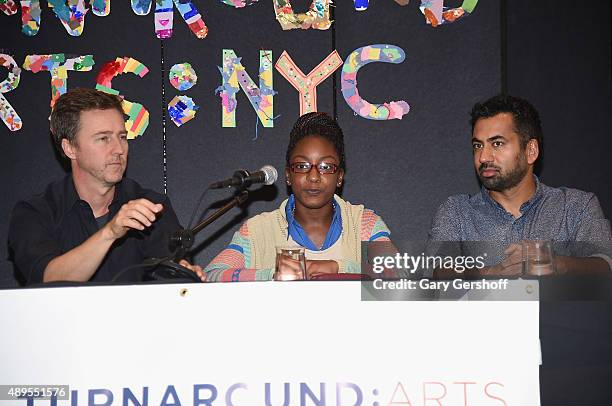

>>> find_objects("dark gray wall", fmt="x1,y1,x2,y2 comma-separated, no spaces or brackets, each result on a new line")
507,0,611,217
1,0,501,286
0,2,611,404
506,2,612,406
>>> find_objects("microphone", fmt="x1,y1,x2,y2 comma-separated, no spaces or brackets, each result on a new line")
210,165,278,189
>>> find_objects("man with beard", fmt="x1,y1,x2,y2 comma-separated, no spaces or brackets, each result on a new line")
8,88,202,284
428,94,611,275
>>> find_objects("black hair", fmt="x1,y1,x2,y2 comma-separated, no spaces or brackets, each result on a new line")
285,112,345,169
470,94,543,149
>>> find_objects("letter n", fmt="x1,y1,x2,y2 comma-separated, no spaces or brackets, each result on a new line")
216,49,275,128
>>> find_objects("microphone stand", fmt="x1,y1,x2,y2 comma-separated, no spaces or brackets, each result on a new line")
146,190,250,282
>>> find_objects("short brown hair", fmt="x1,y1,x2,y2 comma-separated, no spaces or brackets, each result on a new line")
50,88,123,158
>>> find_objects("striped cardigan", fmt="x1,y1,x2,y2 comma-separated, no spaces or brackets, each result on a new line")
204,195,391,281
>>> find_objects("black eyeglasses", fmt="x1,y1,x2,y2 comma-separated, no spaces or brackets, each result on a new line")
289,162,339,174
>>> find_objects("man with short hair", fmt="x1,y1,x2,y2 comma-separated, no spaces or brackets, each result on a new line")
428,94,611,275
8,88,201,284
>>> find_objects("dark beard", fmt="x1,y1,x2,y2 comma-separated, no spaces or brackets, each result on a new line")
478,154,528,192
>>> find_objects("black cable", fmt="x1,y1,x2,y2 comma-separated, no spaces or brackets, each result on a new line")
187,186,211,229
110,258,165,283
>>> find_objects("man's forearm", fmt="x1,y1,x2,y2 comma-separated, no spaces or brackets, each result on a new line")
554,256,611,275
43,227,117,282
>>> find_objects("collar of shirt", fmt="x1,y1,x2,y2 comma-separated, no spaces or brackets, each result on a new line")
62,174,123,216
284,194,343,251
479,175,544,219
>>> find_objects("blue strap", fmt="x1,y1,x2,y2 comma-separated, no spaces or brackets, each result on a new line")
369,231,390,241
285,194,343,251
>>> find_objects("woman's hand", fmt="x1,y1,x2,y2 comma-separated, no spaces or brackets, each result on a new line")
274,255,306,281
306,260,339,279
179,259,207,282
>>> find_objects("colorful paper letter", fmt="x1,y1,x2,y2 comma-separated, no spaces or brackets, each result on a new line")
419,0,478,26
275,50,343,116
219,0,259,7
20,0,42,35
91,0,109,16
273,0,331,30
216,49,275,128
168,95,198,127
131,0,150,15
353,0,368,11
132,0,207,39
23,54,95,109
47,0,90,36
0,54,22,132
0,0,18,14
341,44,410,120
169,62,198,91
95,57,150,139
15,0,110,36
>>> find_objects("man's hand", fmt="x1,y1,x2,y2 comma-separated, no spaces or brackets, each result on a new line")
306,260,339,279
485,243,524,277
103,199,163,240
274,255,306,281
43,198,164,283
178,259,206,282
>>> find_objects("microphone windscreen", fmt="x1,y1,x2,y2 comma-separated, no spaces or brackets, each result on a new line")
260,165,278,185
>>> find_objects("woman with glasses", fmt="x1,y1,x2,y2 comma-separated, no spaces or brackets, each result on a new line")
202,112,392,281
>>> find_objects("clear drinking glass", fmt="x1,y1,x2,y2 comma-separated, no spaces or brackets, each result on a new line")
275,247,307,281
522,240,555,276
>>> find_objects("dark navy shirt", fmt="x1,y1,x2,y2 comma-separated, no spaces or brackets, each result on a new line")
8,175,181,285
428,177,611,265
